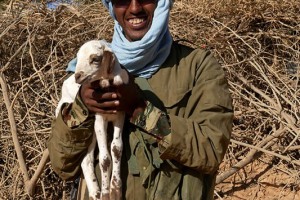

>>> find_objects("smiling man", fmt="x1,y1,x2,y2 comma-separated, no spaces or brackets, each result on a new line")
112,0,157,41
48,0,234,199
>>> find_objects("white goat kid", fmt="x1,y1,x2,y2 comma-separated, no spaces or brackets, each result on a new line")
55,40,129,200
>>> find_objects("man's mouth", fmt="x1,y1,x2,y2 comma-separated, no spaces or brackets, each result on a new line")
128,18,145,25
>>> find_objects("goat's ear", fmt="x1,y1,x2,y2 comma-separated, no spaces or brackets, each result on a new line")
110,53,116,71
102,50,115,74
75,71,87,84
89,54,102,67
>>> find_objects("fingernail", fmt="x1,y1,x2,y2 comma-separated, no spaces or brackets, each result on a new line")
112,93,117,98
114,101,119,105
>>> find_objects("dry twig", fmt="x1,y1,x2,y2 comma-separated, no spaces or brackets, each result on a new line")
0,0,299,199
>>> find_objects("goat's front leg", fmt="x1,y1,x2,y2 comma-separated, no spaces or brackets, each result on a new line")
110,112,125,200
81,133,101,200
94,114,111,200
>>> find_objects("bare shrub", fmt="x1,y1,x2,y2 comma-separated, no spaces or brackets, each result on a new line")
0,0,299,199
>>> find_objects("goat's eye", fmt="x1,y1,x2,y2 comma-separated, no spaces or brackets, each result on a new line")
92,57,101,63
89,55,102,65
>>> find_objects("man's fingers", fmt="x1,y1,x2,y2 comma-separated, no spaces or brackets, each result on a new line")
88,105,118,114
80,82,119,114
85,98,119,112
92,91,118,100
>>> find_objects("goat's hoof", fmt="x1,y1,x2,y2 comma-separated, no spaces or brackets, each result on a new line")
89,191,101,200
110,188,122,200
101,192,110,200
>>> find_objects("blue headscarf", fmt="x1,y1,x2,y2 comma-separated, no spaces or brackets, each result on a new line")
67,0,173,78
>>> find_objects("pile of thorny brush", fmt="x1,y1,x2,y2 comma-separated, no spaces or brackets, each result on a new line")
0,0,299,199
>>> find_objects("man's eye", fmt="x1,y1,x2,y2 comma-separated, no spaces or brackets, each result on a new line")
112,0,131,6
140,0,156,4
112,0,156,6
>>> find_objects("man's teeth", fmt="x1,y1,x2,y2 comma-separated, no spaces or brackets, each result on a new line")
129,18,144,24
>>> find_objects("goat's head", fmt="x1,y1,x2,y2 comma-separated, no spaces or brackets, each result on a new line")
74,40,118,88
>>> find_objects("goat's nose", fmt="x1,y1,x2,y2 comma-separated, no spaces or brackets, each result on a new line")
109,79,114,85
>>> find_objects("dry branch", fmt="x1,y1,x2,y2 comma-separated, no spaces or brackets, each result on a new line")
0,0,299,199
0,72,30,184
0,72,50,196
25,149,49,196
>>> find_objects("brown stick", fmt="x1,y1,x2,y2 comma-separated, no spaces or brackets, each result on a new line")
231,139,300,166
0,72,30,182
25,149,50,196
216,127,286,184
0,72,50,196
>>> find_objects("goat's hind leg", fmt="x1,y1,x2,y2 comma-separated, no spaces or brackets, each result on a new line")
110,113,125,200
95,114,112,200
81,133,101,200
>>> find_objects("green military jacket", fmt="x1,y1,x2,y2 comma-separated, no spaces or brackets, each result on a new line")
47,41,233,200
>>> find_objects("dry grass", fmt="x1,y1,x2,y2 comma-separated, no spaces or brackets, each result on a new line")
0,0,299,199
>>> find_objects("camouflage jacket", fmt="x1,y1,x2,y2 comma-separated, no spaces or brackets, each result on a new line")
47,41,233,200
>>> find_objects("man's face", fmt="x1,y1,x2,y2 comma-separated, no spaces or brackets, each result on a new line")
112,0,157,41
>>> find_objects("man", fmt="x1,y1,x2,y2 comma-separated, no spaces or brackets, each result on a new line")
47,0,233,199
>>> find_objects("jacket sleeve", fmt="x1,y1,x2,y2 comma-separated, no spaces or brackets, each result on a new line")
47,93,94,180
132,50,233,174
160,51,233,174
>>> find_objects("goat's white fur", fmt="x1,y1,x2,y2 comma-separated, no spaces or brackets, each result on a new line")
55,40,128,200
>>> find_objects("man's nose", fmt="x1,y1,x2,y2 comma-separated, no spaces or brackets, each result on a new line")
128,0,143,13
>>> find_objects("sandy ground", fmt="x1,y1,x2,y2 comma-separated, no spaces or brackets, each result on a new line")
215,157,300,200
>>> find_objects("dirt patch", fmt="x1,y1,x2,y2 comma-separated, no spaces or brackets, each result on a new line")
216,156,300,199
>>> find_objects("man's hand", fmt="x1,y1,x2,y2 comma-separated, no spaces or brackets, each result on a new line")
79,76,146,116
115,75,146,116
79,80,119,115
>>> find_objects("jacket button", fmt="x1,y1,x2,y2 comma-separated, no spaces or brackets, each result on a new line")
143,166,147,170
140,119,146,127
